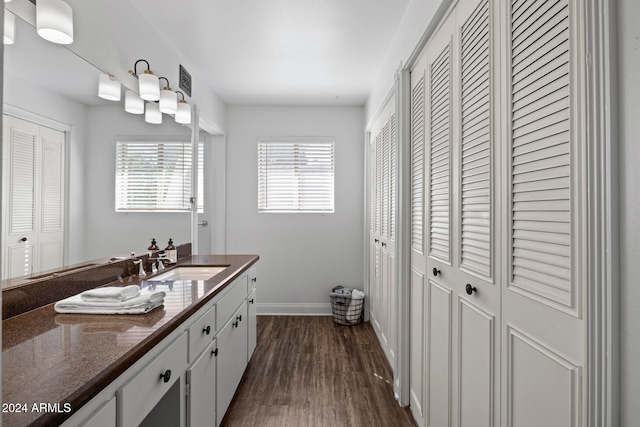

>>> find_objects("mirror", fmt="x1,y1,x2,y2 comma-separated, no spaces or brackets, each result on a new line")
2,13,194,286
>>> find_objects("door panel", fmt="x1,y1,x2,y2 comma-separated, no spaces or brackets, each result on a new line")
507,327,580,427
458,299,495,427
410,268,425,421
427,280,452,427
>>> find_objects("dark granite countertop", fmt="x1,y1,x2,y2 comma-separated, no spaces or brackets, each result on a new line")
2,254,259,427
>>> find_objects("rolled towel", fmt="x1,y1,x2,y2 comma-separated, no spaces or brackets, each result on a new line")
81,285,141,302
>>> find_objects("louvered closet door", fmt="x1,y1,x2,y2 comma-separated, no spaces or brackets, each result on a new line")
2,115,65,280
501,0,585,425
3,116,38,279
448,0,500,426
408,48,427,426
416,0,501,425
422,11,458,427
368,101,398,368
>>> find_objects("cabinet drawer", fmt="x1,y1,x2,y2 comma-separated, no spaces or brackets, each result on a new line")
188,304,216,363
216,276,247,327
118,333,188,427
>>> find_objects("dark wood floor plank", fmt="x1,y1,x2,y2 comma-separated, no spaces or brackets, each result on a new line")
220,316,417,427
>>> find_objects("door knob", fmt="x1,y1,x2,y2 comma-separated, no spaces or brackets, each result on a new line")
433,268,440,277
203,325,211,335
465,284,477,295
20,237,28,242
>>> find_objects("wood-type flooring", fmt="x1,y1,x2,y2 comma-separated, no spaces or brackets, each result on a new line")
220,316,417,427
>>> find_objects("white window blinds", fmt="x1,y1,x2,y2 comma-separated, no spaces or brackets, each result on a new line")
258,140,335,213
115,140,203,212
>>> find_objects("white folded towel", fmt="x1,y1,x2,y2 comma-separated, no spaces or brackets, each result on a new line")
81,285,141,302
54,290,166,315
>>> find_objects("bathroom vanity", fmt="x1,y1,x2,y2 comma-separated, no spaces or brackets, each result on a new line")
1,251,259,427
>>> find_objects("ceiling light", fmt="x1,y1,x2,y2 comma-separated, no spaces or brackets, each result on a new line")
175,91,191,124
36,0,74,45
145,102,162,124
124,90,144,114
4,11,15,45
98,73,121,101
129,59,160,101
158,77,177,114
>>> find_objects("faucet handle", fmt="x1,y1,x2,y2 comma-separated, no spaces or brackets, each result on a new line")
133,259,146,277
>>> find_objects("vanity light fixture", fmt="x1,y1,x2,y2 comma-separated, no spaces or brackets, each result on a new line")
158,77,177,115
145,102,162,124
175,91,191,125
124,90,144,114
129,59,160,101
4,11,15,45
36,0,74,45
98,73,121,101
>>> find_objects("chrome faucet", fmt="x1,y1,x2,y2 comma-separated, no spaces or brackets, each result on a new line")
132,259,146,277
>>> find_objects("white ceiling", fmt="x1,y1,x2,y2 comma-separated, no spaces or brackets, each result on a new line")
128,0,411,106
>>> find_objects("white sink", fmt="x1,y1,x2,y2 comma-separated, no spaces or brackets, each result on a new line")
149,266,228,281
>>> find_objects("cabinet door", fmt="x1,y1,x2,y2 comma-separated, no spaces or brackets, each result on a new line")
248,289,257,360
187,340,217,427
216,301,248,426
118,333,188,427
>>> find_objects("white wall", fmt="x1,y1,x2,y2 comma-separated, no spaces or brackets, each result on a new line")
226,106,364,314
365,0,450,125
618,0,640,425
82,105,193,260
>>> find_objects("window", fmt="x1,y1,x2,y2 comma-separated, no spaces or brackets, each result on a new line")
258,139,335,213
115,140,204,212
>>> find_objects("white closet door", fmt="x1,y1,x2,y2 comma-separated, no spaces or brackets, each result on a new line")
449,0,500,426
3,117,38,279
423,11,456,427
409,51,427,425
2,115,65,280
39,125,66,272
501,0,585,425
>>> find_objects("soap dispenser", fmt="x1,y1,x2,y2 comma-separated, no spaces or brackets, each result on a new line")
165,238,177,263
148,238,159,256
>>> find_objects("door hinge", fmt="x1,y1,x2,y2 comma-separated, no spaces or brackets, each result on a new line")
185,383,190,397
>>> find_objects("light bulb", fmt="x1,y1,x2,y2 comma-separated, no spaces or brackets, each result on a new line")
98,74,121,101
36,0,74,45
139,70,160,101
125,90,144,114
175,100,191,124
159,88,178,114
145,102,162,124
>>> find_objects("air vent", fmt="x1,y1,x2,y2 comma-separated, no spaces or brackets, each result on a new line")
179,65,192,97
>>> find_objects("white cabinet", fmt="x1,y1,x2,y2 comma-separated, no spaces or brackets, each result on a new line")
187,339,218,427
118,332,188,427
216,301,248,426
60,262,258,427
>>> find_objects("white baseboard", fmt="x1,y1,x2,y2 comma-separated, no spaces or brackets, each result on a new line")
257,303,332,316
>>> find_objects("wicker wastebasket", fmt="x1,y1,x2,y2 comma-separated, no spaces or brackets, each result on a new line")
330,286,365,325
